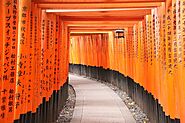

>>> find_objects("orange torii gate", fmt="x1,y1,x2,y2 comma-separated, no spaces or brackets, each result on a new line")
0,0,69,123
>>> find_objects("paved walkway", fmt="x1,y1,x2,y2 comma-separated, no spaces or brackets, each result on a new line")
69,74,136,123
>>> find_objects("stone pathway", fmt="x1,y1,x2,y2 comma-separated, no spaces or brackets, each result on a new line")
69,74,136,123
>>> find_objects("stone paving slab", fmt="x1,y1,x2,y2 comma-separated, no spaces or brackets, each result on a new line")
70,74,136,123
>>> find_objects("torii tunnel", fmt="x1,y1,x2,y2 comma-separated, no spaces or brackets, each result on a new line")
0,0,185,123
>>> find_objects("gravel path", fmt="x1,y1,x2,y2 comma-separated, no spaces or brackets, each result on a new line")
56,85,76,123
56,76,150,123
70,74,136,123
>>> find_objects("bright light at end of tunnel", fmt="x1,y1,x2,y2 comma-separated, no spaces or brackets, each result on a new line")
46,8,152,13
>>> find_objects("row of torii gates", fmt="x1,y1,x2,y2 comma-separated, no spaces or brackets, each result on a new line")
0,0,185,123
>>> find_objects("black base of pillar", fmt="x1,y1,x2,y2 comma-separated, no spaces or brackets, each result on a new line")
13,78,69,123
